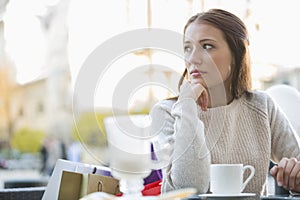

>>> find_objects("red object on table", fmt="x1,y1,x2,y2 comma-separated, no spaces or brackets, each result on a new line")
142,180,162,196
116,180,162,197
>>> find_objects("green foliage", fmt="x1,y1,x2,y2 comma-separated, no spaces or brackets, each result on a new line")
72,108,150,147
10,127,45,153
72,111,112,147
129,107,150,115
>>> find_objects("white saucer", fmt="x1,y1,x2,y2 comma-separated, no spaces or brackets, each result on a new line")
198,193,256,197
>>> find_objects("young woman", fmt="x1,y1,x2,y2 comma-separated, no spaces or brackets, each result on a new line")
150,9,300,196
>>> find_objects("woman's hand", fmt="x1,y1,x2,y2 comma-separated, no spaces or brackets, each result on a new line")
179,82,208,111
270,157,300,192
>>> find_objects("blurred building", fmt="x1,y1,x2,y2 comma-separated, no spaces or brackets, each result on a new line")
0,0,73,147
0,17,15,142
0,67,72,147
10,78,48,133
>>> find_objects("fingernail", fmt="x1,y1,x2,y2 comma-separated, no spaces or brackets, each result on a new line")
278,182,283,187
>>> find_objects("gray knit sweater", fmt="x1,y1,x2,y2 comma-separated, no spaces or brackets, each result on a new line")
149,90,300,196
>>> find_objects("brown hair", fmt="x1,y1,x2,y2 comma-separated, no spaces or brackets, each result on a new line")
178,9,251,99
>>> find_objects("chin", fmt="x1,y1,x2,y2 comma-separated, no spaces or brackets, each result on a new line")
191,78,207,86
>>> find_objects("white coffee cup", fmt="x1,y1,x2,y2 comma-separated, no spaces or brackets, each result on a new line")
210,164,255,194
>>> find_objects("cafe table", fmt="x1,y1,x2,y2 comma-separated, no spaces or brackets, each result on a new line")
260,195,300,200
183,194,300,200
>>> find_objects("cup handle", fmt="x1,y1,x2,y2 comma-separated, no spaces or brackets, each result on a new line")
241,165,255,192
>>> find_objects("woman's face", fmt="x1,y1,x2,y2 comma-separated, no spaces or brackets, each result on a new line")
184,22,233,89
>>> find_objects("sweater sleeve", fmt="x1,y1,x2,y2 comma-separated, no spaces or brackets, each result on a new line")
150,99,211,193
267,95,300,162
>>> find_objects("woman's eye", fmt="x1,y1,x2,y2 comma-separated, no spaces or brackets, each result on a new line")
184,46,192,53
203,44,213,50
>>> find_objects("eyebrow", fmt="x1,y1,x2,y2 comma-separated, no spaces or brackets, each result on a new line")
184,38,217,44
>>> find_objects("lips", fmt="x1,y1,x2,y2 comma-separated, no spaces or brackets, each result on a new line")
190,69,206,77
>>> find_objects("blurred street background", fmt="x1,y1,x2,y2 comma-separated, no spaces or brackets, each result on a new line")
0,0,300,192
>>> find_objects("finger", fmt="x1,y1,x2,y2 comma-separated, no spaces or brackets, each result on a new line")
283,158,297,188
200,89,208,111
270,165,278,177
291,182,300,193
277,158,288,187
200,96,206,111
204,90,208,110
289,159,300,190
193,84,207,109
296,168,300,185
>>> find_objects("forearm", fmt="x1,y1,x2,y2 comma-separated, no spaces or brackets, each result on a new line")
163,98,210,193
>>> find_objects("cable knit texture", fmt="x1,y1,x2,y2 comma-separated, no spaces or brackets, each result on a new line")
149,90,300,197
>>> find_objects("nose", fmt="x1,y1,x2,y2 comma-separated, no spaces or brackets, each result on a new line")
186,46,203,67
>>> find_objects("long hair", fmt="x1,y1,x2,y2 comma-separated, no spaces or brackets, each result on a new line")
178,9,251,99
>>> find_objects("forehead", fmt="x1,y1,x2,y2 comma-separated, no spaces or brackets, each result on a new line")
184,22,225,42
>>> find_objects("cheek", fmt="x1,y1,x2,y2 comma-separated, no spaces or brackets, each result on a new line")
213,55,232,79
220,65,232,81
203,57,232,86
